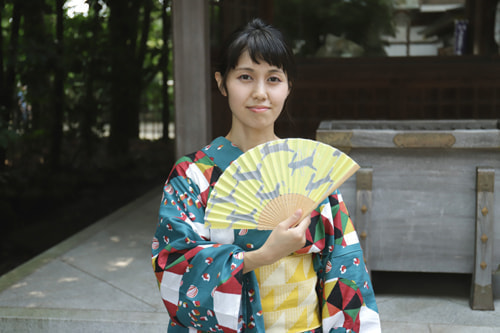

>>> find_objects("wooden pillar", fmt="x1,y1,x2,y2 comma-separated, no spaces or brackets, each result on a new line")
467,0,499,55
471,167,495,310
355,168,373,274
172,0,211,158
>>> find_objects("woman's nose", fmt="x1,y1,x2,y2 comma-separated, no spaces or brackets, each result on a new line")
252,81,267,100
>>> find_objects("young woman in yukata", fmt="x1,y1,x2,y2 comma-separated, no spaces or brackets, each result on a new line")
152,18,381,333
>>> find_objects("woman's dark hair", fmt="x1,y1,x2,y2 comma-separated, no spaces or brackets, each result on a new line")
216,18,296,91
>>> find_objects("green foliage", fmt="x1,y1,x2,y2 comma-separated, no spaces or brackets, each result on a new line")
63,8,110,136
1,0,173,170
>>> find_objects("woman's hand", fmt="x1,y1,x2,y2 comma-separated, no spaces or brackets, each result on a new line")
243,209,311,273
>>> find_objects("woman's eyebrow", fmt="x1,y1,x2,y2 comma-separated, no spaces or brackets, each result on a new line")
268,68,285,74
234,67,284,74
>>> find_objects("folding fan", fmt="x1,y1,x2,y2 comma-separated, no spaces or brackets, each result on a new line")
205,138,359,230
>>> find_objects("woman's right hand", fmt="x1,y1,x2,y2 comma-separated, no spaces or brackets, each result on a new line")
243,209,311,273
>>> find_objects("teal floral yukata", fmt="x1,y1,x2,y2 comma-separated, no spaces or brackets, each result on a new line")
152,137,381,332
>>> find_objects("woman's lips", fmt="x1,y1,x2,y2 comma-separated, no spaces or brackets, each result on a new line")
248,105,270,113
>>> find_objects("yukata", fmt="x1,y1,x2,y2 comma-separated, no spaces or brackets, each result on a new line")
152,136,381,333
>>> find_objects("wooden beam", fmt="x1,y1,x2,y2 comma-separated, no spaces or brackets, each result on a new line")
471,167,495,310
172,0,211,158
355,168,373,275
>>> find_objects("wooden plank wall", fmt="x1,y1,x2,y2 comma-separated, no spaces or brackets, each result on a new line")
316,121,500,276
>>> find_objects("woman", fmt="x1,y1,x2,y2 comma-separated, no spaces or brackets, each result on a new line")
152,18,380,333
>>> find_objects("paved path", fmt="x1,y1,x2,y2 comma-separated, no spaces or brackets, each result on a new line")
0,188,499,332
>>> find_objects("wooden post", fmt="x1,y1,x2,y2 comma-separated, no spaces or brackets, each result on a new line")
467,0,498,55
471,167,495,310
355,168,373,274
172,0,211,158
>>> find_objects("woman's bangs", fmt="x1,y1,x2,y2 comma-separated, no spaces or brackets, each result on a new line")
247,33,288,72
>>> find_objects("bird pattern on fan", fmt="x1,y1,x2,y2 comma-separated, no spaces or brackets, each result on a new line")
205,138,360,230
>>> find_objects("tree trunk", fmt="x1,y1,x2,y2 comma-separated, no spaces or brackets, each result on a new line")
0,1,21,169
22,0,51,135
0,0,5,168
0,0,4,104
81,0,102,158
50,0,65,171
161,0,171,141
129,0,152,140
107,0,140,157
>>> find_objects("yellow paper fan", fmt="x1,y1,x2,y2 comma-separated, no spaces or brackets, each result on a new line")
205,138,359,230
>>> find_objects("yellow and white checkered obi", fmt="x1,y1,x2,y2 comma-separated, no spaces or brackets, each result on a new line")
254,253,321,332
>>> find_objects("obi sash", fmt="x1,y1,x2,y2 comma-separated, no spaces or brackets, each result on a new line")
254,253,321,332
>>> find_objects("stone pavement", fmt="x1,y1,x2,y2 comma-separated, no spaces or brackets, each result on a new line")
0,188,499,332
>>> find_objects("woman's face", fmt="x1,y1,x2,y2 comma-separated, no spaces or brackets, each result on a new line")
216,51,290,134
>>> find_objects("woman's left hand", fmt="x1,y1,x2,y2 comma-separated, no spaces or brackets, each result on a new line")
242,209,311,273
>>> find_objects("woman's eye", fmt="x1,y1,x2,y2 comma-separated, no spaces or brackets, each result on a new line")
239,74,252,81
268,76,282,83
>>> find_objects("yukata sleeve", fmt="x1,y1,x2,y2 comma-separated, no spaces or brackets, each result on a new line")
317,190,381,333
151,159,245,332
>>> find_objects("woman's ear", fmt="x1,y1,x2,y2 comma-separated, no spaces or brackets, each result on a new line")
214,72,227,97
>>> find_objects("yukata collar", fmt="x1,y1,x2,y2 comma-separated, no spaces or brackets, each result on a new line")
202,136,243,171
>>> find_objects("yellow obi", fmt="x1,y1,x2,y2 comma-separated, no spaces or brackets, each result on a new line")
254,253,321,332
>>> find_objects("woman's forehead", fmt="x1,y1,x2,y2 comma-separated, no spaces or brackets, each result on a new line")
235,51,283,72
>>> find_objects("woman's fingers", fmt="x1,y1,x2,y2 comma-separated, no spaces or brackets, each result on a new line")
281,209,304,229
245,209,312,271
280,208,311,231
276,209,311,248
297,214,311,232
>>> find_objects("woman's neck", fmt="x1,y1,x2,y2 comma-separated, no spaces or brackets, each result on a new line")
225,129,279,152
